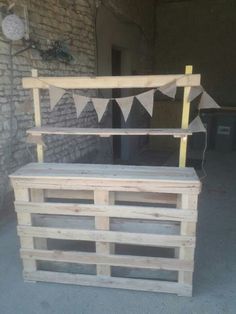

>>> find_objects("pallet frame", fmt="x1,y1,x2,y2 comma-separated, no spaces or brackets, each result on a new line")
11,163,200,296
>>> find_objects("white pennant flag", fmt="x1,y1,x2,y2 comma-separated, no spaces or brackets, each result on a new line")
92,98,109,122
158,80,177,99
73,94,90,117
49,86,65,110
189,116,206,133
188,86,204,102
136,90,155,116
116,96,134,122
198,91,220,109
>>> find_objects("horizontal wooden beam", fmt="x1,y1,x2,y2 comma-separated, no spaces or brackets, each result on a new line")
23,270,192,296
20,249,193,271
22,74,201,89
27,127,192,138
18,226,195,247
15,201,197,222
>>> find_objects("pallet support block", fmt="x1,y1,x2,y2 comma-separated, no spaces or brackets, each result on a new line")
15,187,36,282
31,189,48,250
94,190,115,276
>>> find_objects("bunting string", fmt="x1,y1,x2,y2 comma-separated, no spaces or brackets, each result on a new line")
40,75,221,123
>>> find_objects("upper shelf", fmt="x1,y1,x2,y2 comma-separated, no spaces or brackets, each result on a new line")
27,127,192,138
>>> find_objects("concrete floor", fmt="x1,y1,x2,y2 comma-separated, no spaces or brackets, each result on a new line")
0,151,236,314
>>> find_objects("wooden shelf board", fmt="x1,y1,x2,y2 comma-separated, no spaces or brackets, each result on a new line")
27,127,192,138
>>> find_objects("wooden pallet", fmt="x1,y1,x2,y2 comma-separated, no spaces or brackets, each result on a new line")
11,163,201,296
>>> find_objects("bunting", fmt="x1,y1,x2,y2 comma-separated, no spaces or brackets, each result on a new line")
135,89,155,116
198,91,220,109
189,116,206,133
116,96,134,122
158,80,177,99
188,86,204,102
73,94,90,117
92,98,109,122
49,86,65,110
47,80,220,123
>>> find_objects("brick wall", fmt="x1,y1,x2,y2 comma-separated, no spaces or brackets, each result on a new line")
0,0,155,212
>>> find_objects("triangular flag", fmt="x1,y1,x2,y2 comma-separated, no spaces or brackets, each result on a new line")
198,91,220,109
27,134,46,147
116,96,134,122
158,80,177,99
189,116,206,133
135,90,155,116
188,86,204,102
49,86,65,110
73,94,90,117
92,98,109,122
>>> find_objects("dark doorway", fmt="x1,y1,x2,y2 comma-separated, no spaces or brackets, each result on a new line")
112,47,122,162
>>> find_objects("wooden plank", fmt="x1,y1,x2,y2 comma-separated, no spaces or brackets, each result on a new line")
179,66,193,167
17,226,195,247
9,162,200,181
178,194,198,296
20,249,194,271
9,163,201,194
14,187,36,275
22,74,201,89
11,178,201,194
24,270,192,296
32,69,44,162
94,190,114,276
26,127,192,138
15,201,198,222
30,189,47,250
44,190,177,205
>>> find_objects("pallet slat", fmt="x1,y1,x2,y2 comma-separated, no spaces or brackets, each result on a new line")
15,201,197,222
17,226,195,248
21,249,194,271
23,271,192,296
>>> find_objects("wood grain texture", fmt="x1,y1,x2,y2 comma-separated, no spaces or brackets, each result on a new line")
10,163,201,195
15,201,197,222
22,74,201,89
17,226,196,247
31,70,44,162
26,127,192,138
24,271,192,296
21,249,194,271
14,187,36,274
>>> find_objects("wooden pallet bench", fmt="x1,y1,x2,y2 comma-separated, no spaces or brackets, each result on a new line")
10,163,201,296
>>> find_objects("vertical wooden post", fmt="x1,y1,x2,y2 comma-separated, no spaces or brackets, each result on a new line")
15,187,36,281
178,193,198,296
179,65,193,167
94,190,114,276
32,69,44,162
31,189,47,250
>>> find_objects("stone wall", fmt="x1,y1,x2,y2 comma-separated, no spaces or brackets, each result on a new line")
0,0,156,212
